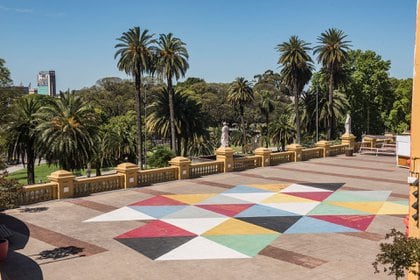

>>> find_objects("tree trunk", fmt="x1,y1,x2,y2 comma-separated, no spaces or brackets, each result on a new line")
134,74,143,169
265,112,270,148
294,79,301,144
240,106,246,154
328,71,334,140
26,142,35,185
167,77,177,155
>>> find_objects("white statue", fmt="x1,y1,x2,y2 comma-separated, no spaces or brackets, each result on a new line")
345,113,351,134
220,122,229,147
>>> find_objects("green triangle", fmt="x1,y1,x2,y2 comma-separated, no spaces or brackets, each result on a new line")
309,202,369,215
204,234,280,257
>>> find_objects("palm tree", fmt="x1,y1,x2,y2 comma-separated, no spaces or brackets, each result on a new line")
156,33,189,155
257,90,275,147
313,28,351,139
114,26,155,168
269,112,295,151
37,92,99,171
227,77,254,154
276,35,313,144
7,95,43,184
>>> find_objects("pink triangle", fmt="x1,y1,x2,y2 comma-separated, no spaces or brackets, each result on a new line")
116,220,197,238
285,192,332,201
129,195,187,206
310,215,375,231
197,204,254,216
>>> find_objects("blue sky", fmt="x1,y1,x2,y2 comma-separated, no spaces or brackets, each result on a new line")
0,0,416,91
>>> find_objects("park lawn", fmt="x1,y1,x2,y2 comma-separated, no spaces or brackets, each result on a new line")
7,164,115,185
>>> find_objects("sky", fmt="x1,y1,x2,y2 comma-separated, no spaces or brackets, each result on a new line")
0,0,417,91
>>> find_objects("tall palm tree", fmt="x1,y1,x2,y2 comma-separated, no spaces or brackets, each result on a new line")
156,33,189,155
114,26,155,168
227,77,254,154
37,92,99,171
276,35,313,144
313,28,351,139
7,95,43,184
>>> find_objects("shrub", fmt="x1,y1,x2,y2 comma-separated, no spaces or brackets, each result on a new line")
0,177,23,210
373,228,420,279
147,146,175,168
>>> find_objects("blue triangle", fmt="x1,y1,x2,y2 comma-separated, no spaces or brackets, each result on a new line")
129,206,186,218
284,216,360,234
224,185,272,193
235,204,298,217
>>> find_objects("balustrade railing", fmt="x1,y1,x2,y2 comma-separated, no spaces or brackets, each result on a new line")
190,161,224,178
302,147,324,161
73,174,123,197
270,151,295,165
233,156,262,171
329,144,348,156
21,183,58,205
138,166,178,186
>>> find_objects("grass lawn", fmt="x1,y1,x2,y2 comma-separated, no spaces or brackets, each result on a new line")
7,164,114,185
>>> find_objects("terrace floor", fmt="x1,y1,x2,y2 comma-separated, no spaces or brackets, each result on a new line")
0,154,410,280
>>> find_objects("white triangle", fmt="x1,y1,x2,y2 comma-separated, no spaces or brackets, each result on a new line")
280,183,332,193
262,202,320,215
162,218,228,235
162,206,227,219
221,193,274,203
156,236,251,260
84,206,155,222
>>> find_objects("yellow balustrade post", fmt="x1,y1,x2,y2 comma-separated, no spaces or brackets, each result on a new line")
216,147,234,172
254,147,271,167
286,144,303,162
363,136,376,148
47,170,75,199
116,162,139,189
169,157,191,180
315,140,331,157
341,133,356,150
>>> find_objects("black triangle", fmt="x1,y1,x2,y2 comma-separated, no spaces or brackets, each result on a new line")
115,236,195,260
237,216,302,233
301,182,345,192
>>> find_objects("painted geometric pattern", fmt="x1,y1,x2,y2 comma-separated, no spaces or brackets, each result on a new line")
85,183,408,261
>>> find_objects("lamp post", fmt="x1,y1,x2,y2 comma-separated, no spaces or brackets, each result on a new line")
316,90,319,142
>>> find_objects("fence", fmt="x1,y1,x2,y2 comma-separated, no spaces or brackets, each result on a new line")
190,161,224,178
18,135,362,204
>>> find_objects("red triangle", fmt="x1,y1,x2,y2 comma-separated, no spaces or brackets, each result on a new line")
310,215,375,231
116,220,196,238
197,204,254,216
129,196,187,206
285,192,332,201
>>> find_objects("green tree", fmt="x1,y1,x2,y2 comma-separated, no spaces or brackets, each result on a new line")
227,77,254,154
147,146,175,168
314,28,351,140
276,35,313,144
0,58,12,87
115,27,156,168
37,92,99,171
156,33,189,155
257,90,275,147
343,50,393,138
386,78,412,133
7,95,43,184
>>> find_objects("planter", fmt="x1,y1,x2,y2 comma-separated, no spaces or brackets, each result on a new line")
345,148,354,157
0,239,8,261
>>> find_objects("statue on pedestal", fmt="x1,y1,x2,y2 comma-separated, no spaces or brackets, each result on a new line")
220,122,229,147
345,113,351,134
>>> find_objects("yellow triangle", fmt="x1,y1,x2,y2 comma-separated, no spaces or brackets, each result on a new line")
262,193,315,203
202,218,278,235
329,201,385,214
247,183,290,192
377,202,408,215
163,194,216,205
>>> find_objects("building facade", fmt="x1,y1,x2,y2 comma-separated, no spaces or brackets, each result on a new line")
37,70,56,97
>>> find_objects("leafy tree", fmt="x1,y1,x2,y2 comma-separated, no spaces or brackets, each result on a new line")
373,229,420,280
227,77,254,154
343,50,393,139
0,58,12,87
314,28,351,139
269,107,295,151
147,146,175,168
115,27,156,168
156,33,189,155
0,177,23,209
257,90,275,147
276,35,313,144
386,78,412,133
7,95,44,184
37,92,99,171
